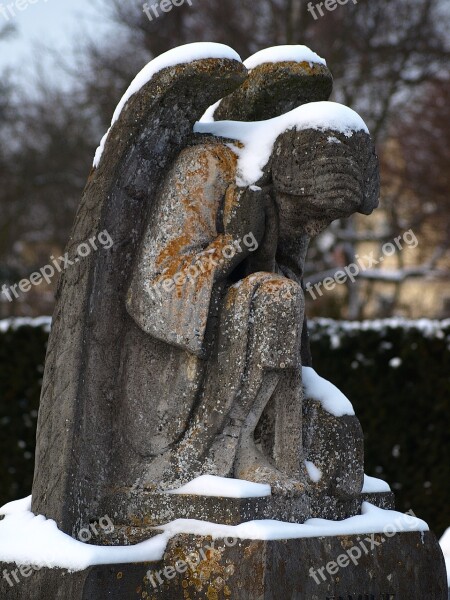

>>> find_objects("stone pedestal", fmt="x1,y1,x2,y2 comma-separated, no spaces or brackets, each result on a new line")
98,491,395,541
1,531,447,599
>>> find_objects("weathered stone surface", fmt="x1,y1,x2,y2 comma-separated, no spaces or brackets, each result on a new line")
32,108,380,537
25,44,398,577
97,492,394,535
303,401,365,499
214,60,333,122
30,56,248,537
3,43,445,600
1,532,446,599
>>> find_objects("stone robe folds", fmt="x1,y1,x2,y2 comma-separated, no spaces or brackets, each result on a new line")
124,142,306,491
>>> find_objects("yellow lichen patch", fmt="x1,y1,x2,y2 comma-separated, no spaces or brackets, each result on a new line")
170,538,238,600
207,585,219,600
255,60,329,78
225,285,238,311
340,535,357,550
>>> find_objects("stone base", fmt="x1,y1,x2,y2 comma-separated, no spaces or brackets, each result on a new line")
1,531,447,599
98,490,395,536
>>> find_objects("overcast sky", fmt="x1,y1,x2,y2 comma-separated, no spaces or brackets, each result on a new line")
0,0,110,78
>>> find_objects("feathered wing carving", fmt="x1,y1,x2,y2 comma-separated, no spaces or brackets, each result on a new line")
212,56,333,122
32,51,247,535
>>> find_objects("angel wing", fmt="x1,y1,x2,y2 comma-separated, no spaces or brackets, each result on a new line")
32,43,247,536
208,45,333,122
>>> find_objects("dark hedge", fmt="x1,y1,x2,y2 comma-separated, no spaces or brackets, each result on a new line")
0,318,449,537
309,318,450,537
0,322,48,505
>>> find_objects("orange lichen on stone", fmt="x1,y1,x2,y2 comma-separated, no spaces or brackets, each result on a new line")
225,285,238,310
155,233,192,269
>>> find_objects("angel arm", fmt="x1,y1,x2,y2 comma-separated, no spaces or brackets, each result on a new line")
126,144,265,357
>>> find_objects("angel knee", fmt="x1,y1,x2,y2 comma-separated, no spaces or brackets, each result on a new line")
259,277,302,305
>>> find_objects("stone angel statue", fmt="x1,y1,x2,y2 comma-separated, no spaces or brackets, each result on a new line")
31,43,379,538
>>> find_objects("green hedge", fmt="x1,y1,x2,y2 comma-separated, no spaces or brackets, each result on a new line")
0,318,49,505
309,318,450,537
0,317,449,536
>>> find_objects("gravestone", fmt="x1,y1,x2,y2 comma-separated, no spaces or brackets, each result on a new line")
1,42,447,599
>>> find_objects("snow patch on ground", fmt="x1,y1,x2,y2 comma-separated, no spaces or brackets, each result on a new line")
362,475,391,493
195,102,369,186
93,42,242,168
244,45,326,70
166,475,271,498
302,366,355,417
0,498,428,571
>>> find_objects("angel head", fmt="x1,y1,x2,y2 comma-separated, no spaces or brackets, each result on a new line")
269,126,380,238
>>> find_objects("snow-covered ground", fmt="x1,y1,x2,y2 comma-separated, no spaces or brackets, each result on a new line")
309,317,450,349
1,316,448,336
0,494,428,571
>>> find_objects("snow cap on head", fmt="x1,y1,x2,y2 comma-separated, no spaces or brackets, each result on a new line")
196,101,372,189
271,110,379,217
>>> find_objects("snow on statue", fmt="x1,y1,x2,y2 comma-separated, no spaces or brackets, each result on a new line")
29,42,381,537
1,41,447,600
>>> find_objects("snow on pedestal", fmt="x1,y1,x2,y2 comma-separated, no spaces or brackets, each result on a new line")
0,494,428,572
439,527,450,587
166,475,271,498
301,365,355,417
362,475,391,493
